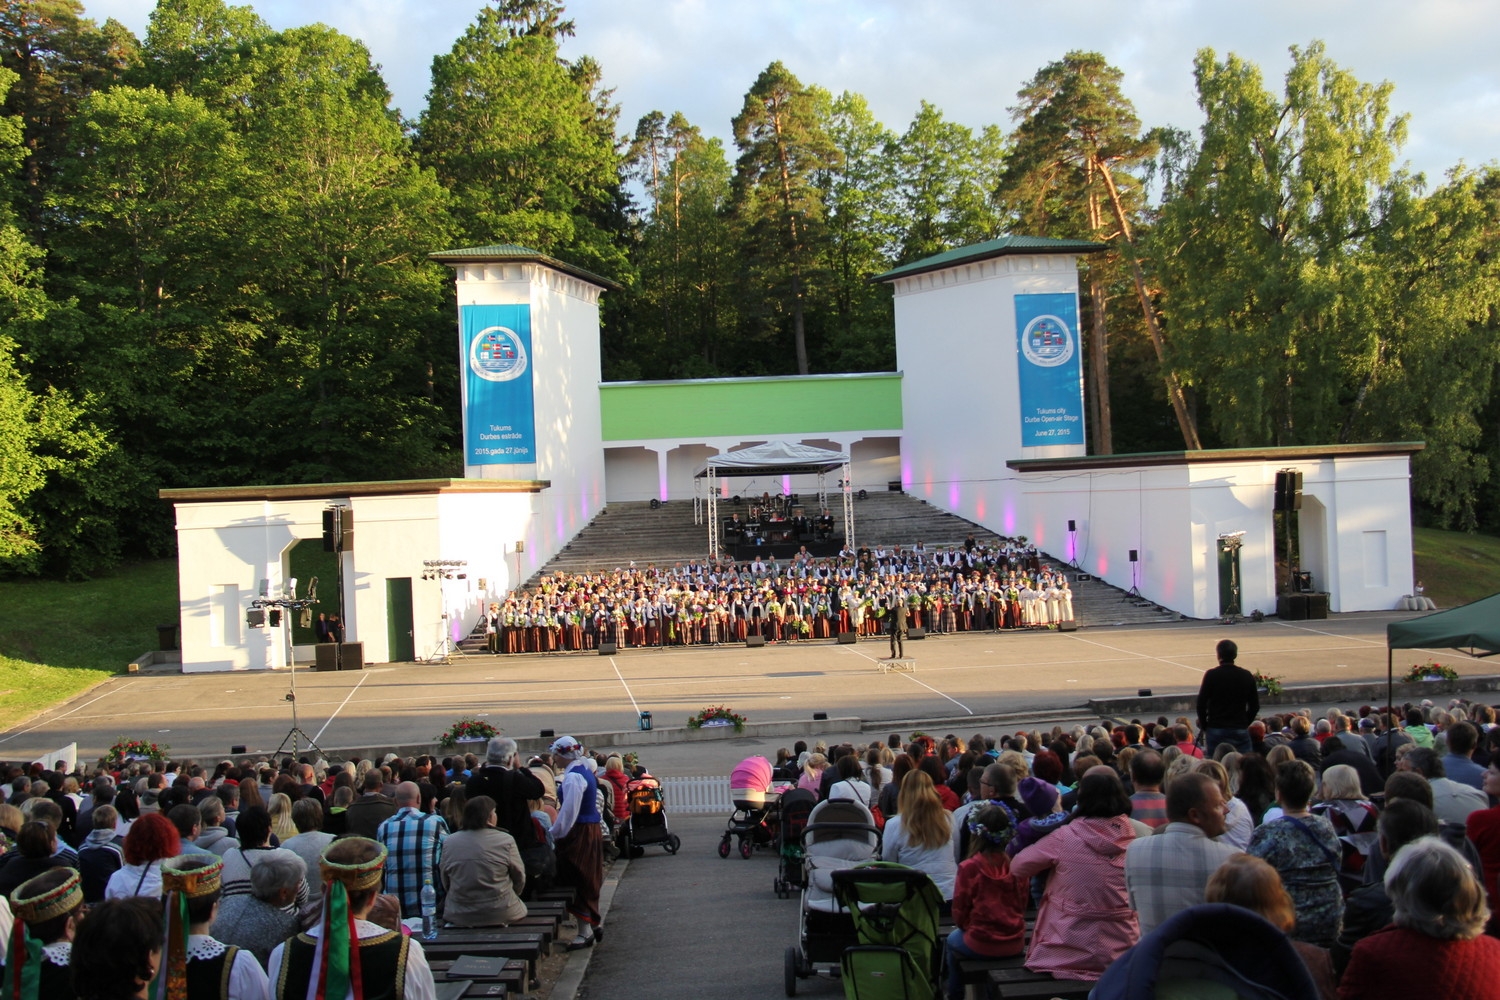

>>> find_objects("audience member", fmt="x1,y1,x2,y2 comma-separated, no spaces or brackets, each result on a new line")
1204,855,1336,1000
71,896,161,1000
1247,760,1342,947
944,803,1027,1000
1125,771,1239,935
440,794,527,928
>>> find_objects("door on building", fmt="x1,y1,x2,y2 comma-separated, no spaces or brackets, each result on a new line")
386,578,415,662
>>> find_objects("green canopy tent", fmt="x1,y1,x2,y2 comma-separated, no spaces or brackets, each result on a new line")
1383,593,1500,772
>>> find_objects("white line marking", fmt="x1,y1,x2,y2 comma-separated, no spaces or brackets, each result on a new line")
843,646,972,714
1061,633,1205,675
609,658,641,718
0,689,121,745
311,672,375,743
1271,621,1385,645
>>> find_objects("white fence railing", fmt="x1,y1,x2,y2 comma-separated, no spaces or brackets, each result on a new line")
661,775,732,814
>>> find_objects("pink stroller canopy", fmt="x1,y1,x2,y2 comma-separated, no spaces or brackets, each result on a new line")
730,755,773,792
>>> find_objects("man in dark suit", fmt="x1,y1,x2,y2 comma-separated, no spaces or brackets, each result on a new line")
888,600,908,659
467,736,553,896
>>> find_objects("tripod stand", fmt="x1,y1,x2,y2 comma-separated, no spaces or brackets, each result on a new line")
428,613,464,663
251,592,325,758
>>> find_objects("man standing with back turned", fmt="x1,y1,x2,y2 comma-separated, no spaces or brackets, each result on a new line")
1196,639,1259,755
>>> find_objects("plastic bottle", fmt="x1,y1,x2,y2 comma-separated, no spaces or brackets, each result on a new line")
420,878,438,940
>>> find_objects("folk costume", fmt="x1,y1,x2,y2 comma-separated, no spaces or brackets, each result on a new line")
158,854,269,1000
549,738,604,950
5,868,81,1000
268,839,435,1000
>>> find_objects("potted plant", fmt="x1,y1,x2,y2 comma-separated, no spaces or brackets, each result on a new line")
1251,671,1285,696
687,705,747,732
436,717,499,749
107,737,170,766
1403,662,1460,683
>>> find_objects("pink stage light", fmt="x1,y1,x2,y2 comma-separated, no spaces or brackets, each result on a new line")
782,475,791,495
1002,503,1015,535
975,498,986,519
1097,555,1109,577
948,481,961,510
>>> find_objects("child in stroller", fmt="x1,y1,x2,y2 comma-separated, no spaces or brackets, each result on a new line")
784,797,882,994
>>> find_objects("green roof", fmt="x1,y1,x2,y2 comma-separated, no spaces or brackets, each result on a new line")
872,235,1106,283
428,244,621,291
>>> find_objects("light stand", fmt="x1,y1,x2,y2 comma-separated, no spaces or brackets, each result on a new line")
422,559,468,663
1219,531,1245,624
248,583,324,758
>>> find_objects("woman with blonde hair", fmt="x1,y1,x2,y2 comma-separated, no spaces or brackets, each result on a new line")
797,753,828,795
267,792,297,843
1311,762,1379,890
1196,758,1252,849
879,770,957,901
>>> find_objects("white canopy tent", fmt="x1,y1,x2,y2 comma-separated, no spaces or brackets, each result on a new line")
693,442,853,559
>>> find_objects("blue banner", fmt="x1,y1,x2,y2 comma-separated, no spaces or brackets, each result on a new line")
1014,293,1085,447
462,304,535,465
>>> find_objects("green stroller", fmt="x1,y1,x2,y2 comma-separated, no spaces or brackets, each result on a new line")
831,862,944,1000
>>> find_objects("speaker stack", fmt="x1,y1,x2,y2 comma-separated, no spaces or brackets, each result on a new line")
598,642,617,656
745,635,766,648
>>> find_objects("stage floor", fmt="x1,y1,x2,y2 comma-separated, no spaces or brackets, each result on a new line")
0,611,1483,764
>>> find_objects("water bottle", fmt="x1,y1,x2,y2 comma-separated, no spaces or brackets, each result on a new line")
420,878,438,940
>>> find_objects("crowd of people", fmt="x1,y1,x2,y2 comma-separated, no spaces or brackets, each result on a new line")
756,645,1500,998
0,735,644,999
477,534,1077,653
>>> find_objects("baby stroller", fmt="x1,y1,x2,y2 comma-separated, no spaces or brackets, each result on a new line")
833,863,944,1000
721,756,776,859
773,787,817,898
783,798,881,995
621,773,680,855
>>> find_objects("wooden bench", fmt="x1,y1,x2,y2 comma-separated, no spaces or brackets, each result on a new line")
955,955,1026,999
427,957,527,998
422,930,547,983
987,966,1093,999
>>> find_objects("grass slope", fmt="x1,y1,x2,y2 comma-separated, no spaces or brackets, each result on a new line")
0,560,179,723
1412,528,1500,608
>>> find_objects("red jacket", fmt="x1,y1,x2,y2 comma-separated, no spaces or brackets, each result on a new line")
600,768,630,822
952,853,1028,956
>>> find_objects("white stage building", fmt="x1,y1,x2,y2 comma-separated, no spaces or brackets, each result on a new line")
163,239,1422,671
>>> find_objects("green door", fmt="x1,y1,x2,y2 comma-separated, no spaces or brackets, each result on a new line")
1217,539,1242,617
386,578,415,662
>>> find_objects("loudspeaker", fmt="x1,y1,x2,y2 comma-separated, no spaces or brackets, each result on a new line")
314,643,340,671
1068,519,1076,532
836,631,858,644
230,745,247,756
1278,594,1309,621
907,627,927,640
745,635,766,648
1129,549,1139,563
246,608,265,628
1076,574,1093,582
1058,620,1078,632
338,642,363,669
539,728,555,739
812,712,828,721
322,508,354,551
1305,592,1329,620
599,642,617,656
267,609,282,627
1275,470,1304,511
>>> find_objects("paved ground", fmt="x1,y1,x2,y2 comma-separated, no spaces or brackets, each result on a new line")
0,609,1487,766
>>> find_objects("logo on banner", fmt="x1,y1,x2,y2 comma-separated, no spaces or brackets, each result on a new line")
1020,314,1075,368
469,326,528,382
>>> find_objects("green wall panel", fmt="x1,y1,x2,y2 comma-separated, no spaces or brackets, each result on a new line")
600,374,903,441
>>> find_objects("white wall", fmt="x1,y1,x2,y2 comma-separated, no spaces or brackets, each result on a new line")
891,254,1087,536
1008,451,1416,619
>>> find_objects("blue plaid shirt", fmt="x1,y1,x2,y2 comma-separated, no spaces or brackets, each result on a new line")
376,807,448,917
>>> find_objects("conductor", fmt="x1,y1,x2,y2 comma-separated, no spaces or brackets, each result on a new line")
888,600,908,659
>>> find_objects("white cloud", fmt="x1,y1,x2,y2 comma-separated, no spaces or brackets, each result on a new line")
80,0,1500,177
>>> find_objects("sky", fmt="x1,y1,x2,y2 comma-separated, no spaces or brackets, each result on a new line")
80,0,1500,184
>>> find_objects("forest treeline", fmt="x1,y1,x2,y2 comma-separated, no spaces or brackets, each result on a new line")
1,0,1497,578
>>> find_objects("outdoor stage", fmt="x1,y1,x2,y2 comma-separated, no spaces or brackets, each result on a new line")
0,611,1487,766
